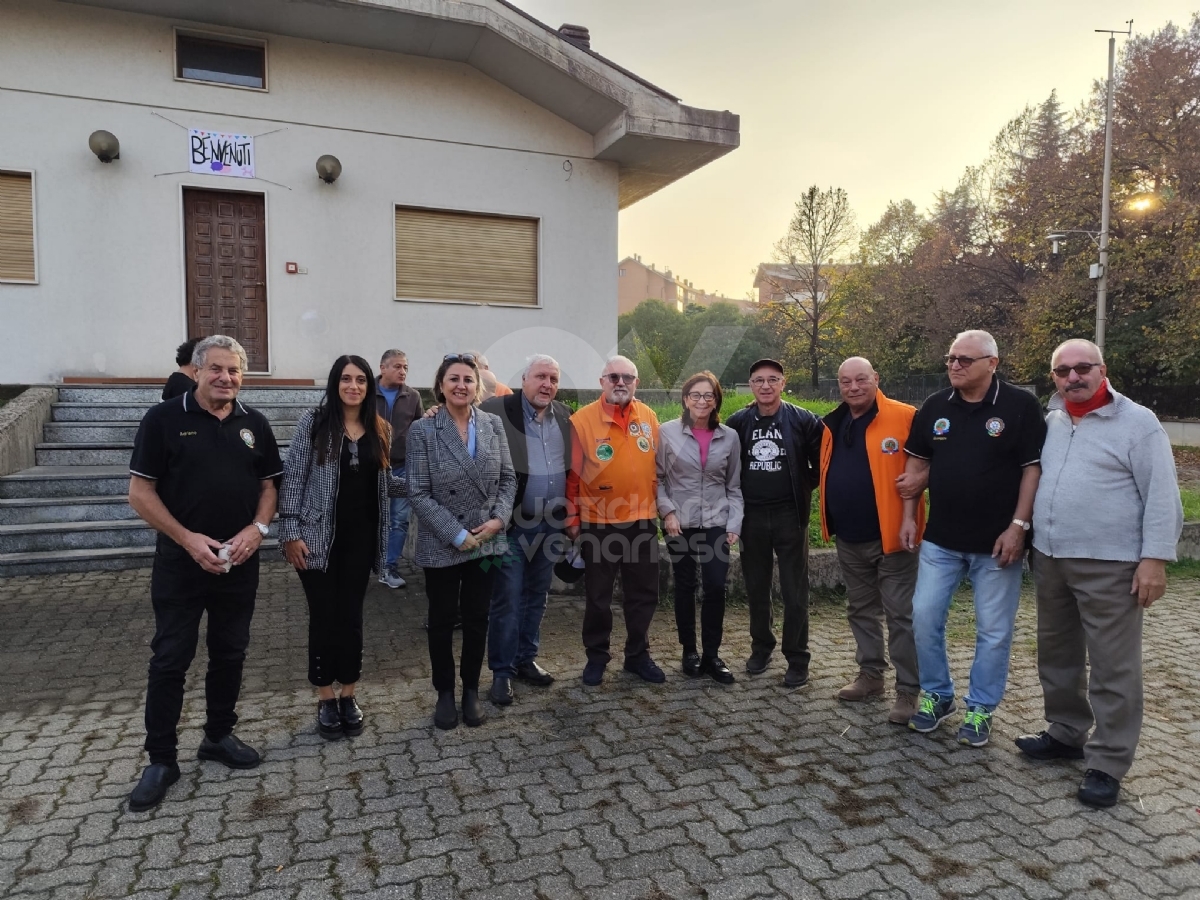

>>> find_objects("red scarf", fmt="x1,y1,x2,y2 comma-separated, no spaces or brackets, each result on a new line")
1064,381,1111,418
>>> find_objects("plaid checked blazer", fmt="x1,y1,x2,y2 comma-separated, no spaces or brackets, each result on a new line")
405,406,517,568
277,408,405,572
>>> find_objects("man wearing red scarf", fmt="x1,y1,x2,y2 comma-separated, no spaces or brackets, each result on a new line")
1016,339,1183,809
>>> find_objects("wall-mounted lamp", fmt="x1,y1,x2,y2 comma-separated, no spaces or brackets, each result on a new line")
316,154,342,184
88,130,120,163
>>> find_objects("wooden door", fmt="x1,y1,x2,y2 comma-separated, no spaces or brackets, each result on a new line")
183,189,268,371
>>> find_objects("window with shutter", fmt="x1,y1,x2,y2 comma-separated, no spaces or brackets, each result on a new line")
0,171,36,283
394,206,539,306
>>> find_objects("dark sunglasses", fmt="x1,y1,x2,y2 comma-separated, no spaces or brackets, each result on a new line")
347,438,359,471
944,354,989,368
1052,362,1101,378
605,373,636,385
443,354,477,366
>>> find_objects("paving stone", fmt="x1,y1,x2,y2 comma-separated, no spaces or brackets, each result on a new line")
0,566,1197,900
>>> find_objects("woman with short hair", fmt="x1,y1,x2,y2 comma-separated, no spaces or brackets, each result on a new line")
406,353,517,729
656,371,743,684
279,355,401,739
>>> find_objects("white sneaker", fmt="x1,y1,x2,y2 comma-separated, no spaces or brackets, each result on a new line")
379,570,406,589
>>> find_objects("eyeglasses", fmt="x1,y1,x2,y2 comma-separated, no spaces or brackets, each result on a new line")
749,375,783,387
605,373,637,385
944,354,989,368
1051,362,1101,378
443,354,477,366
347,438,359,472
686,392,716,402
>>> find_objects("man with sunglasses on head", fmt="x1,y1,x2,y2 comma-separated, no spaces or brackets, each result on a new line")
566,356,663,686
900,330,1046,747
726,359,823,688
1015,339,1181,808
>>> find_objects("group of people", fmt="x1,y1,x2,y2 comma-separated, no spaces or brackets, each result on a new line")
125,330,1183,814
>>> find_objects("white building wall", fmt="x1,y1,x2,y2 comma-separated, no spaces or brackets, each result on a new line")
0,0,619,388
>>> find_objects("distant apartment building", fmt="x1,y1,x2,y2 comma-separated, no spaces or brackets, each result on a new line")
753,262,853,307
619,255,752,315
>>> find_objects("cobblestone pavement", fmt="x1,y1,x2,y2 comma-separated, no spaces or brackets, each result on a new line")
2,562,1199,900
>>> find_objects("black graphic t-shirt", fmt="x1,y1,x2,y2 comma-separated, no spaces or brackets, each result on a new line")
740,412,794,506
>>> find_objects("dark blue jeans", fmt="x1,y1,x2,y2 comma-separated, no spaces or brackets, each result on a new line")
488,519,565,677
145,553,258,765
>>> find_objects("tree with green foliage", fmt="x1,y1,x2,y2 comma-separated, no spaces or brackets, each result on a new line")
617,300,782,389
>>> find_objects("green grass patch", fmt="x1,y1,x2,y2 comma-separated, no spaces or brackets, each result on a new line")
1168,557,1200,578
1180,488,1200,522
645,392,835,424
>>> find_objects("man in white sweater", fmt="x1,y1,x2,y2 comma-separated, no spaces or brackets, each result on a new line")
1016,338,1183,809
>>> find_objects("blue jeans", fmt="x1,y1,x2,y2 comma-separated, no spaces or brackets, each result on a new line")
385,467,410,572
487,519,564,677
911,539,1024,712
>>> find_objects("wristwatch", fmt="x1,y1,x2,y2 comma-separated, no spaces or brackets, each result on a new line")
253,521,270,537
1011,518,1031,531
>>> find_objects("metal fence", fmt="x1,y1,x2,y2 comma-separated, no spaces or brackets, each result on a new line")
1121,384,1200,420
789,374,951,407
789,376,1200,419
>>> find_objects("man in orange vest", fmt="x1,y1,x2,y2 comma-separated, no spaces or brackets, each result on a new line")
566,356,663,687
819,357,926,725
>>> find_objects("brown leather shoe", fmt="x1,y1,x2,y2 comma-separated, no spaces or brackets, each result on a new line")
888,690,919,725
837,672,885,702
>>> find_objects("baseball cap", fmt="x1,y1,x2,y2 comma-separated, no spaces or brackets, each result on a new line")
749,358,785,376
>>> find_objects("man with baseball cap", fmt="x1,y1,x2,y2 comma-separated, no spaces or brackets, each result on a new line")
726,359,823,687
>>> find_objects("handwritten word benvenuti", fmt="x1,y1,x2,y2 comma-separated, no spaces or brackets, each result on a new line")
188,129,255,179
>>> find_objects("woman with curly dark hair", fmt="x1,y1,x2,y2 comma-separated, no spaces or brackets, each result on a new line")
278,355,402,739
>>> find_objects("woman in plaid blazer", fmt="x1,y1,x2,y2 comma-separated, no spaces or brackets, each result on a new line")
278,355,404,741
406,354,517,730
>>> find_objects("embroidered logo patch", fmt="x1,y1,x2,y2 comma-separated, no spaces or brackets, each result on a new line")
239,428,255,448
880,437,900,454
628,423,640,436
933,418,950,436
640,422,652,437
985,417,1005,437
636,436,651,453
596,443,614,461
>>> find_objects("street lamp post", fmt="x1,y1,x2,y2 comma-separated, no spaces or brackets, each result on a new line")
1093,21,1133,356
1049,23,1132,356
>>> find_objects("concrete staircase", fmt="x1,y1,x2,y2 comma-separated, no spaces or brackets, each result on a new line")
0,385,320,576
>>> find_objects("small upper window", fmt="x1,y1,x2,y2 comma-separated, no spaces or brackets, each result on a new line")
176,33,265,90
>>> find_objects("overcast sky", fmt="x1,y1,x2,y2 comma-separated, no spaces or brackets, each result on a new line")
516,0,1198,299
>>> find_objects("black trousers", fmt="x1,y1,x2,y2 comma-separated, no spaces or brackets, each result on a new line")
425,560,497,692
145,554,257,765
297,536,374,687
580,519,661,666
741,502,811,670
666,526,731,658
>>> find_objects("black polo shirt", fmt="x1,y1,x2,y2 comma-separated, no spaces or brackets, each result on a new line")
905,377,1045,554
130,391,283,559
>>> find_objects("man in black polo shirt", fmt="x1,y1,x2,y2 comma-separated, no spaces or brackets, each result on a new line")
126,335,282,812
726,359,823,687
898,330,1044,748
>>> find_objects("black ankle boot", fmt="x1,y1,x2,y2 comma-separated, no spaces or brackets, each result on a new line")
462,689,486,727
317,698,342,740
338,696,364,737
434,690,458,730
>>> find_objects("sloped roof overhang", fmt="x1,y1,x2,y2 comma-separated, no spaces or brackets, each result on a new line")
65,0,740,207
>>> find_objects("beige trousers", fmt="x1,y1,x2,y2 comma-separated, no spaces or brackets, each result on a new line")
835,538,919,693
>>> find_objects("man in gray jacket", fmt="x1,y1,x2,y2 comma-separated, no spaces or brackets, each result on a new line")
1016,339,1183,809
